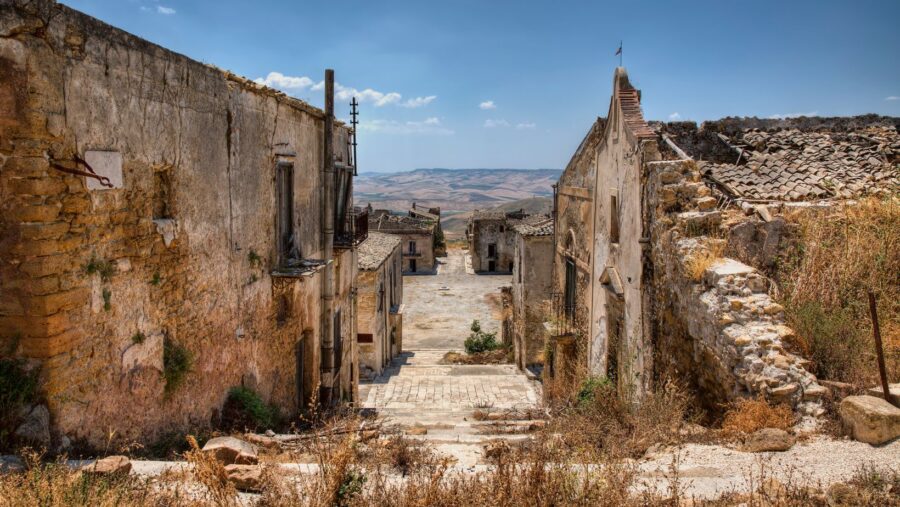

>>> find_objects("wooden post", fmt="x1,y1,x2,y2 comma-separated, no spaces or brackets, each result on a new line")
868,291,891,404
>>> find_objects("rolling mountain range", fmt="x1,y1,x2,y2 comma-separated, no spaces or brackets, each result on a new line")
354,168,561,214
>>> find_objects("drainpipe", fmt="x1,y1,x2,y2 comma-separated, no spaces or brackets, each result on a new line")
320,69,335,406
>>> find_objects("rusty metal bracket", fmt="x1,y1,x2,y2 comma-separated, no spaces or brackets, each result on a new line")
50,154,113,188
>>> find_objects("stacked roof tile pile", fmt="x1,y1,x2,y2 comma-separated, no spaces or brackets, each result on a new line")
703,126,898,201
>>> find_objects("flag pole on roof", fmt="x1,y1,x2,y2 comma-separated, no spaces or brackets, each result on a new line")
616,40,622,67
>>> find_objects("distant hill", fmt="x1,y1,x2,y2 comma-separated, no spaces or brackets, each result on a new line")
441,197,553,239
355,168,560,214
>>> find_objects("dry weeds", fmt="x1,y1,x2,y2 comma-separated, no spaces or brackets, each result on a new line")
721,398,795,436
686,239,727,281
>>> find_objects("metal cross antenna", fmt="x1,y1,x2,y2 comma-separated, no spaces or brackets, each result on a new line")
350,97,359,175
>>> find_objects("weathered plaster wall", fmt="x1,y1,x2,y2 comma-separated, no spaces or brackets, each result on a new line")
400,232,434,274
511,234,553,368
0,0,355,446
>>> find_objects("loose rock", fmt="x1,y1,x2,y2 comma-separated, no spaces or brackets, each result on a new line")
14,405,50,448
201,436,259,465
840,395,900,445
741,428,795,452
81,455,132,476
225,464,263,492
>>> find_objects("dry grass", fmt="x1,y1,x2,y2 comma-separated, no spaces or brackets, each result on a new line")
441,349,510,365
686,239,727,281
776,196,899,385
721,398,795,436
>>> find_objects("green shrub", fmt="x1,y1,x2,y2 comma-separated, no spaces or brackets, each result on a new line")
576,376,613,407
84,257,115,282
163,338,192,396
222,385,281,431
0,358,39,448
464,320,502,354
131,332,146,345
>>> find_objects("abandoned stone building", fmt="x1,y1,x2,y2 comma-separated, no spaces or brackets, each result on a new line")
357,232,404,379
0,0,364,447
547,67,898,416
466,209,529,273
509,216,554,371
408,202,446,257
368,208,437,274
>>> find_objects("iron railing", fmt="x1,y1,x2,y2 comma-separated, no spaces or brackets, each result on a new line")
335,207,368,248
548,291,576,337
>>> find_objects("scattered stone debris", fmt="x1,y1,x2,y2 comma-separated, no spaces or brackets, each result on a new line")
224,464,264,492
840,395,900,445
201,436,259,465
14,405,50,448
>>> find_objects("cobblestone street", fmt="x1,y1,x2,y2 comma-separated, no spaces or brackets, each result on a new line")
360,249,542,465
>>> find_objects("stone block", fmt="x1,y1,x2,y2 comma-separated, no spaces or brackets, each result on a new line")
840,395,900,445
14,404,50,447
81,455,131,476
740,428,795,452
703,259,755,287
201,436,259,465
224,464,263,492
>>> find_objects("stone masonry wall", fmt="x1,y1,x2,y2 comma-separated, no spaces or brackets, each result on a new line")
0,0,355,446
645,159,825,418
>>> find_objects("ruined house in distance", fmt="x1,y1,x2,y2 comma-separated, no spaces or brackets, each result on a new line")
368,208,437,274
466,209,529,273
0,0,365,448
357,232,404,379
409,202,446,257
547,67,897,418
509,216,554,371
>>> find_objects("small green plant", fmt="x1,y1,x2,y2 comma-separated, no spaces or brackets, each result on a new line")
336,470,366,506
102,288,112,311
150,272,162,286
163,338,193,396
84,257,115,282
464,320,502,354
247,250,262,267
131,331,146,345
222,385,281,431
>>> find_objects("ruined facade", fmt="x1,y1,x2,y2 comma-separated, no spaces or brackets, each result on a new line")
510,217,554,370
466,209,528,273
357,232,403,379
548,68,897,415
409,202,445,257
0,0,360,447
368,210,436,274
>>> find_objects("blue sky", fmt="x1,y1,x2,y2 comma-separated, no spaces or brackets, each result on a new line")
64,0,900,172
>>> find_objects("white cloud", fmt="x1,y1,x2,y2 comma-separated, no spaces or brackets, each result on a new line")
157,6,176,15
767,111,819,119
479,100,497,110
256,72,432,108
359,118,453,135
668,112,681,120
484,119,510,128
515,122,536,130
254,72,315,90
401,96,437,108
886,96,900,101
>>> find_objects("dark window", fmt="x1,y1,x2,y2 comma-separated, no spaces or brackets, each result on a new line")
610,195,620,244
333,311,342,372
378,282,384,312
409,259,417,272
488,243,497,258
488,260,496,272
408,241,416,254
357,333,374,343
277,163,297,265
500,226,505,233
564,257,576,318
295,340,305,408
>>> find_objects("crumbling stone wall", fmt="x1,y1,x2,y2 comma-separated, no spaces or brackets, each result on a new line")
645,160,825,417
469,217,517,273
0,0,356,446
511,233,553,368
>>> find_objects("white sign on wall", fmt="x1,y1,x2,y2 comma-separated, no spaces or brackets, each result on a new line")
84,150,123,190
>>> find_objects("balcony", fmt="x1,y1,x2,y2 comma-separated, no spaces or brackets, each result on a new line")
334,207,368,249
402,251,422,258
